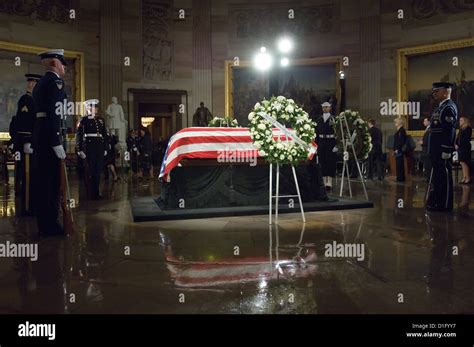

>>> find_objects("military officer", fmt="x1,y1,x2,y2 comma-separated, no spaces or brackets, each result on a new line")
315,102,338,191
9,74,42,214
76,99,108,200
426,82,457,212
32,49,68,236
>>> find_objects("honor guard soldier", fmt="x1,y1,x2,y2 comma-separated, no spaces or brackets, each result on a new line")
426,82,458,212
316,102,338,191
32,49,68,236
9,74,42,214
76,99,108,200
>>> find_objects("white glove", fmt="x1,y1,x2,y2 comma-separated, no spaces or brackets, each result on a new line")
78,151,86,159
104,151,108,156
23,143,33,154
441,152,451,160
52,145,66,159
332,146,338,153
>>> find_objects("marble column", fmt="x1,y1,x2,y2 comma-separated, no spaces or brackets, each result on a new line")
192,0,213,116
100,0,123,123
359,0,381,118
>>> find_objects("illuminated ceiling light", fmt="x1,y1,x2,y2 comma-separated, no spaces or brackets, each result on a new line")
254,51,273,71
280,57,289,67
141,116,155,127
277,37,293,53
260,46,267,53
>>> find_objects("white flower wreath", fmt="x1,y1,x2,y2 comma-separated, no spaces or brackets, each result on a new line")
208,116,239,127
335,109,372,160
248,95,316,165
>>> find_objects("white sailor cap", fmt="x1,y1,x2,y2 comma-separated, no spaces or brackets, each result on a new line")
38,49,68,66
84,99,99,107
321,102,331,107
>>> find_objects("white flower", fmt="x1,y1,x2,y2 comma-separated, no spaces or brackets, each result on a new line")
288,155,293,161
257,123,266,130
279,154,285,160
273,102,282,112
255,102,261,109
254,142,261,149
277,96,285,102
276,143,284,150
248,112,255,121
288,98,295,104
270,145,274,150
259,150,267,156
285,105,294,114
304,124,310,130
256,134,260,139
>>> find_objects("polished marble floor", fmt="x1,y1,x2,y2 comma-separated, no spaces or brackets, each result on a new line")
0,171,473,314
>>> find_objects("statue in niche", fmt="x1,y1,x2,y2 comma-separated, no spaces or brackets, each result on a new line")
105,96,127,145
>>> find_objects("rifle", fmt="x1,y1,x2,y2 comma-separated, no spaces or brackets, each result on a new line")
0,146,9,185
24,153,30,213
425,168,434,205
59,159,74,235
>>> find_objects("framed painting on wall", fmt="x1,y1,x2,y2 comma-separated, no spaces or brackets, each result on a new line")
0,41,84,138
397,38,474,136
225,57,342,127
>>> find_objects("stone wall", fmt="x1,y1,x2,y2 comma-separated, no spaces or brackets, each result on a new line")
1,0,474,136
0,0,101,101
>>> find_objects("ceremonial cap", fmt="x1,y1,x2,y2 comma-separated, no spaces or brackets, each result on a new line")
432,82,453,90
25,73,42,82
321,102,331,107
38,49,68,66
84,99,99,107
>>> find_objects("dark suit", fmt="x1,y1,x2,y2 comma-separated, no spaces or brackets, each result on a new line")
368,126,383,180
456,126,472,164
393,126,407,182
32,71,67,235
427,99,457,211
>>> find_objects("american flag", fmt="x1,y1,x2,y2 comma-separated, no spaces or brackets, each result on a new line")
159,127,317,182
166,254,318,288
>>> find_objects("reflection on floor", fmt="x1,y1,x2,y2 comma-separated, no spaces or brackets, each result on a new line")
0,172,473,314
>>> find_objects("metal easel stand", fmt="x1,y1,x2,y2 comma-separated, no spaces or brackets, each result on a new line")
269,162,306,225
269,223,307,282
337,114,369,200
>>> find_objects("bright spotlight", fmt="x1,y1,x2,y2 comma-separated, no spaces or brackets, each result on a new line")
254,51,273,71
277,37,293,53
260,46,267,53
280,57,289,67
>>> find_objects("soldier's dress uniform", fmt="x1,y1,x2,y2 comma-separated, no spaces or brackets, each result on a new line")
9,74,42,214
76,103,107,200
426,82,458,212
315,104,337,189
32,51,68,236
